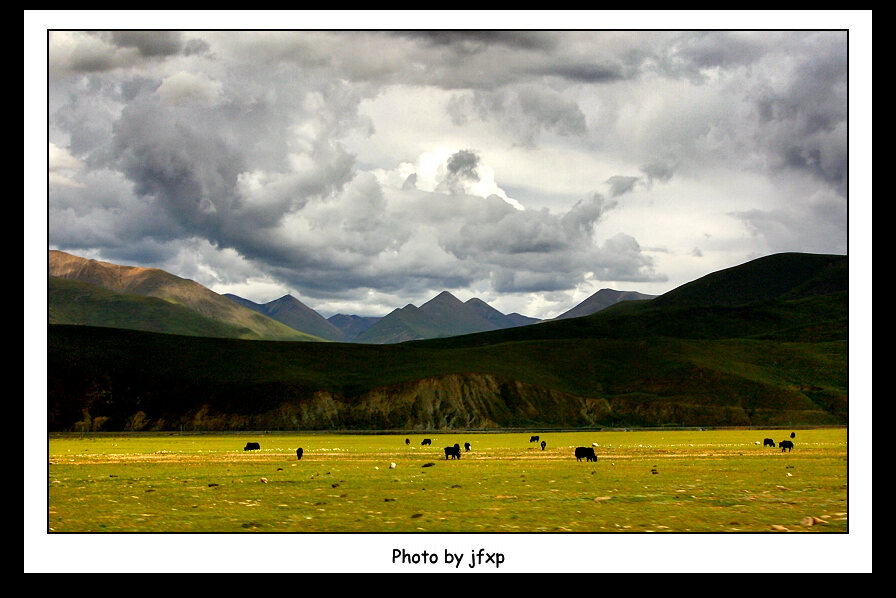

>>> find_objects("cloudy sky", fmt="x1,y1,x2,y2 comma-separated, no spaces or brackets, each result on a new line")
28,12,873,572
37,15,866,320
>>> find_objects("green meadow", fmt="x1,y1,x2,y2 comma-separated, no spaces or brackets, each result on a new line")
47,428,848,533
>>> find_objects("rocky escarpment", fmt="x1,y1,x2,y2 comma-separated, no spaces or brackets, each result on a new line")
290,373,610,430
251,372,838,431
283,373,837,430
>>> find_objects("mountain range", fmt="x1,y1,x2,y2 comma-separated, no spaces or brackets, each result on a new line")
48,250,648,343
48,251,849,431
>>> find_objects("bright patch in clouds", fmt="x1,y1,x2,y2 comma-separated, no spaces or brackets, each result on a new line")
156,71,223,106
41,26,855,319
48,142,85,188
371,148,525,210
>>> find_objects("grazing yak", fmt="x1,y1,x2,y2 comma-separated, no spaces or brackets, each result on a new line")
421,438,432,446
763,438,776,448
405,438,410,445
296,448,303,460
444,444,461,460
530,435,539,443
779,440,794,452
575,446,597,462
790,432,796,439
540,440,546,451
244,442,260,451
464,442,471,451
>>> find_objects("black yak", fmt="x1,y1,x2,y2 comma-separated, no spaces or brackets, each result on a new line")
763,438,776,448
444,444,461,460
421,438,432,446
244,442,260,451
780,440,794,452
575,447,597,462
296,447,303,460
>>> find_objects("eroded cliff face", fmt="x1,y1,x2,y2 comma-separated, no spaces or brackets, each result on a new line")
293,373,611,430
283,372,838,431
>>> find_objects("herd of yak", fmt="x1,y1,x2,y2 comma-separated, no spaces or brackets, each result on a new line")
242,431,797,460
763,431,797,452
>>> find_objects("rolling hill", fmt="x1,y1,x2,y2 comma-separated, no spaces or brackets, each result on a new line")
553,288,656,320
48,250,322,342
47,252,848,432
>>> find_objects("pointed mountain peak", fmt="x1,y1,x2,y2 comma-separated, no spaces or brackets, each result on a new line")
554,288,657,320
422,290,463,307
267,294,302,307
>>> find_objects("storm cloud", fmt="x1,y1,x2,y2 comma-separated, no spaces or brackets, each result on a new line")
45,27,850,318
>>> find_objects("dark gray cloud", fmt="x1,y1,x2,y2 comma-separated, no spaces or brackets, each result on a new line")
396,30,556,52
111,100,244,233
45,29,851,318
533,62,626,83
437,149,480,195
640,162,675,185
751,33,848,196
109,31,185,57
50,31,199,74
457,84,588,146
446,149,479,180
434,192,654,294
401,173,418,190
731,191,847,256
658,31,768,78
606,175,640,197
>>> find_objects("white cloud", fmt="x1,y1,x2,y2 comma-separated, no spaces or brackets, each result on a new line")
45,29,851,318
156,71,222,106
48,142,83,170
371,148,524,210
48,142,85,188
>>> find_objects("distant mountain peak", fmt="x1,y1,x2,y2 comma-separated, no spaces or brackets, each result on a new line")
554,288,657,320
223,291,346,341
422,290,463,306
355,290,540,344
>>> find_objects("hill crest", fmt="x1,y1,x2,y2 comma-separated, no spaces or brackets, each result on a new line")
49,250,321,341
554,288,657,320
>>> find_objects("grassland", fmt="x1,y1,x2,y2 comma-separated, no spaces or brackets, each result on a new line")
47,428,848,533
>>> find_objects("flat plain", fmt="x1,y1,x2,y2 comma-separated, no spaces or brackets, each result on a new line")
47,428,848,533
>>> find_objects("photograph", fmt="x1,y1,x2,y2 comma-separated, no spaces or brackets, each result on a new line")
29,12,871,573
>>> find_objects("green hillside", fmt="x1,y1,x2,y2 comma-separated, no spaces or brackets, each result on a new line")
48,250,323,342
649,252,846,308
48,276,321,342
49,277,259,339
553,288,656,320
47,252,848,432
